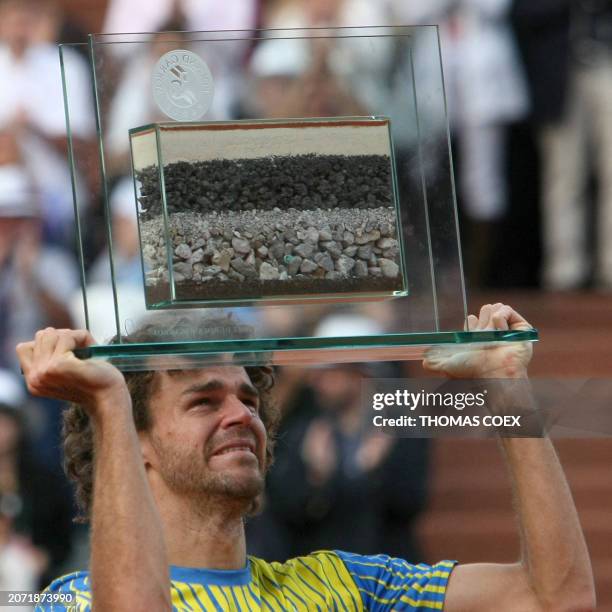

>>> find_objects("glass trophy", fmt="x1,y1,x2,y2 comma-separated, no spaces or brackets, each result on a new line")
59,26,537,370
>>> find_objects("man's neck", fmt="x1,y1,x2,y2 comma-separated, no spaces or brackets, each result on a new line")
155,490,248,571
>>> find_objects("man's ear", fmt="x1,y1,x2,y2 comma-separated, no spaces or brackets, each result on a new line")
138,431,157,470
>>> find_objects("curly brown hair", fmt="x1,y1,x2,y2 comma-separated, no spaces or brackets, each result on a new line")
62,314,279,523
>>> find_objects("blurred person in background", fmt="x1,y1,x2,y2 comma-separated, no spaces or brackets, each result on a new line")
0,493,38,610
103,21,257,175
0,369,74,590
247,1,398,128
0,0,94,247
76,177,148,343
101,0,258,175
397,0,529,286
104,25,188,178
263,0,392,29
248,315,429,562
103,0,258,39
258,0,394,115
247,36,366,120
513,1,612,290
88,177,142,287
0,166,79,372
0,166,80,468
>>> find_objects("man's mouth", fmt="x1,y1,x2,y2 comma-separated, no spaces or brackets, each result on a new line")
211,440,257,458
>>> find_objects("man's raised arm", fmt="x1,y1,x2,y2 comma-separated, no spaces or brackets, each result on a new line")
424,304,596,612
17,329,171,612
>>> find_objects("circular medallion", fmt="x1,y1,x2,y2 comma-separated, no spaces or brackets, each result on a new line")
152,50,214,121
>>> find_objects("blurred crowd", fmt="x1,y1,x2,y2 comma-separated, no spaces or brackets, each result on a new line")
0,0,610,588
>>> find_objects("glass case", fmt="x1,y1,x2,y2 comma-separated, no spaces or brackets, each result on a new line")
59,26,537,370
131,117,405,308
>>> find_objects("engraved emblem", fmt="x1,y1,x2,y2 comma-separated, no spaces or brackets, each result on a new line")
152,50,214,121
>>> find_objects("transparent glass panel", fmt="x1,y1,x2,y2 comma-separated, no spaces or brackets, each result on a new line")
58,43,91,330
130,126,174,306
59,27,537,368
61,43,149,344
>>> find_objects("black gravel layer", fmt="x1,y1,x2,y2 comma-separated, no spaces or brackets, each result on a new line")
137,154,393,220
146,276,402,306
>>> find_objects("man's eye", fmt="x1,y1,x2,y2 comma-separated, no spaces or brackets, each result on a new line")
243,398,259,411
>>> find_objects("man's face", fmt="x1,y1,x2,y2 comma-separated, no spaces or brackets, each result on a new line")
144,366,267,510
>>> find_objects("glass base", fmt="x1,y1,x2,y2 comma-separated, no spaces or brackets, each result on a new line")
74,328,538,371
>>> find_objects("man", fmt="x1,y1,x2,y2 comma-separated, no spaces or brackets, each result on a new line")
17,304,595,611
513,0,612,289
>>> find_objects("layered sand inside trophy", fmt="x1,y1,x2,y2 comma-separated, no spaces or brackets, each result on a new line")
131,120,405,307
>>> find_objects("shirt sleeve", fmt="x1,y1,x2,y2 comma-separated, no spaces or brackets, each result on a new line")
335,550,457,611
35,572,92,612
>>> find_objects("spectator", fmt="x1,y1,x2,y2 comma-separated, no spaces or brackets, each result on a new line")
248,0,397,123
88,178,142,287
513,0,612,289
0,369,74,590
247,36,367,119
0,496,39,609
77,177,147,343
249,362,429,562
263,0,392,29
0,165,79,372
0,0,94,246
248,315,429,562
397,0,529,285
103,0,258,38
101,0,258,152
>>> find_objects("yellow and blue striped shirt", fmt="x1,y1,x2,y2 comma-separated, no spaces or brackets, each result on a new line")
37,550,456,611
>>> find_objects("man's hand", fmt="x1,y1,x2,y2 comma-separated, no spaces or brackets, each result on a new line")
423,303,533,379
301,419,337,485
16,328,129,416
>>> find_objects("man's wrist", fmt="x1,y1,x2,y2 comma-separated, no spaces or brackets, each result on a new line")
88,385,133,426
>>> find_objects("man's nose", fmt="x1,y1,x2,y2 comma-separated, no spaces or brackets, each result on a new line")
220,395,254,428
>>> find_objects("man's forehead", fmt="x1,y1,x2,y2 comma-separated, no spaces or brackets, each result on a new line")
157,365,251,389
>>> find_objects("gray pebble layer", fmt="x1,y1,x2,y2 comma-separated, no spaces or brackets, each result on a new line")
141,206,402,302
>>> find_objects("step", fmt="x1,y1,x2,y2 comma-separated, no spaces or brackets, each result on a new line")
426,464,612,513
430,439,612,470
417,510,612,560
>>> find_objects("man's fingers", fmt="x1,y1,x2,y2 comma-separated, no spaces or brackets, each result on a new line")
475,304,532,332
72,329,98,347
478,304,494,329
490,305,531,331
52,329,98,358
490,305,512,331
18,329,98,398
466,314,479,331
33,328,59,364
504,308,531,331
16,340,34,374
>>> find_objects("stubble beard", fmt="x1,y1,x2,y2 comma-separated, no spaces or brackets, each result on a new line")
151,436,265,515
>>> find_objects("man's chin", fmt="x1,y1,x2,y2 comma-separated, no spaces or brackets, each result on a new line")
208,453,264,487
211,469,264,503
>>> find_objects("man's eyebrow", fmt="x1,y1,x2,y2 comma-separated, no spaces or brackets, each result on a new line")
181,380,259,398
238,382,260,399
